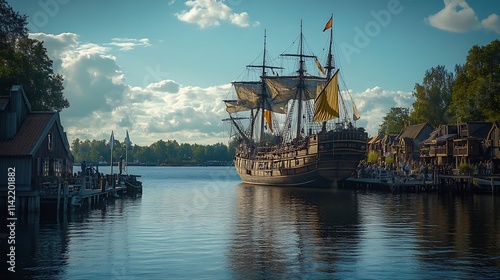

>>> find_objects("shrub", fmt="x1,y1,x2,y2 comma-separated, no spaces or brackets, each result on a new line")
385,156,394,165
367,151,378,163
458,162,474,175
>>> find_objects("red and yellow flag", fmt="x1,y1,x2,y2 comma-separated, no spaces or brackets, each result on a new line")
263,110,273,132
323,16,332,32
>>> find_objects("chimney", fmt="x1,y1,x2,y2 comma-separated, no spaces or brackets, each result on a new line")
10,85,23,131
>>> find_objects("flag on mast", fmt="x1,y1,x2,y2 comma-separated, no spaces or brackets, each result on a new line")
353,104,361,121
109,130,114,175
323,16,333,32
125,129,130,174
109,130,115,150
125,129,131,146
315,58,325,75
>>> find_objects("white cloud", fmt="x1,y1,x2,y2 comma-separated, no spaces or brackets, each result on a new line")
108,38,151,51
481,14,500,34
350,86,414,137
28,32,412,146
176,0,259,28
426,0,500,34
28,32,231,145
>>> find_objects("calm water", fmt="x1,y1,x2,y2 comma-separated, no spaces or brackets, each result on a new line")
1,166,500,279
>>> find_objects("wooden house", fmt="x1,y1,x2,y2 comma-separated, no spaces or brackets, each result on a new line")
485,122,500,160
453,122,492,162
420,124,458,165
0,86,73,212
394,123,434,164
368,134,382,157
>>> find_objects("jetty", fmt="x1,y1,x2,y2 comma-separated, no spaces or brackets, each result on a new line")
344,173,500,194
40,170,142,213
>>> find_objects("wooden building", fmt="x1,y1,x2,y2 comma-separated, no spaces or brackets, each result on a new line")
453,122,492,163
394,123,434,164
485,122,500,160
420,124,458,165
0,86,73,212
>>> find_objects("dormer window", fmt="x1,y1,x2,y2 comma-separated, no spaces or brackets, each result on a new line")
48,133,53,151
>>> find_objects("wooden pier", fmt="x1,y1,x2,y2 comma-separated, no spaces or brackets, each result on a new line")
344,174,500,194
39,173,142,214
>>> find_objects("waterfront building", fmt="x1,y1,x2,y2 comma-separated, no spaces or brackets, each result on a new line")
0,85,73,212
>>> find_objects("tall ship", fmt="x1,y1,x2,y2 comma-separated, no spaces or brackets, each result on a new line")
224,19,368,187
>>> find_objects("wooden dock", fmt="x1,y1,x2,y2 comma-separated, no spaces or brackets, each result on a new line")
344,174,500,194
39,173,142,214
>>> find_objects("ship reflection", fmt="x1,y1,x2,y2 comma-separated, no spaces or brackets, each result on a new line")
227,184,361,279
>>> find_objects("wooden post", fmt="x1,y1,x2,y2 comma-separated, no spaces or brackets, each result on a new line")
57,183,61,214
491,177,494,194
63,183,68,212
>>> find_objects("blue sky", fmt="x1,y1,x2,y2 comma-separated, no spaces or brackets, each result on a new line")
9,0,500,145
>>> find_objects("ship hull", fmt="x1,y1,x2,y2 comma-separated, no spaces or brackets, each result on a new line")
233,130,367,187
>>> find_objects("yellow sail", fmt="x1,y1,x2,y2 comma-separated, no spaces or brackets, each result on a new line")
313,70,339,122
263,109,273,132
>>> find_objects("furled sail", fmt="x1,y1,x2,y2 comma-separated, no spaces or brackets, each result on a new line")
313,70,339,122
264,76,325,102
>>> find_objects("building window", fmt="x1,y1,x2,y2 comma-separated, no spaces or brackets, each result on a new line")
48,133,53,151
43,158,50,177
54,159,62,177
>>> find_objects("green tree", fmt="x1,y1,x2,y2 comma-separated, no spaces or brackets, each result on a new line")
378,107,410,135
0,0,68,111
451,40,500,122
411,65,453,127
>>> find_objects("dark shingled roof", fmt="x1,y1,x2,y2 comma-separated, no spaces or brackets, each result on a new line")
0,112,57,156
398,123,429,140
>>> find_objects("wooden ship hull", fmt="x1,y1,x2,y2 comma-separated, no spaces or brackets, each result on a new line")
234,130,367,187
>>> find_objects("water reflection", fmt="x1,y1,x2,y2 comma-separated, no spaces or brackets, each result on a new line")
227,184,360,279
228,185,500,279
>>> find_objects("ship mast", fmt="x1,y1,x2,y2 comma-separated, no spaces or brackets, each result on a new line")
322,14,334,132
281,21,317,140
246,29,282,142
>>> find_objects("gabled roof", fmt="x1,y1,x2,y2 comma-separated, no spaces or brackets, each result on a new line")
398,123,431,140
0,112,57,156
467,122,492,139
368,134,382,144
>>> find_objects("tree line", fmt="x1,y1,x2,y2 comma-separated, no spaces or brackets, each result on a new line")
0,0,68,111
71,138,236,165
379,39,500,135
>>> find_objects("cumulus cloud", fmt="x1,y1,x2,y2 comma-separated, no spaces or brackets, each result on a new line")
28,32,231,145
481,14,500,34
350,87,414,137
29,32,411,145
176,0,259,28
426,0,500,34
